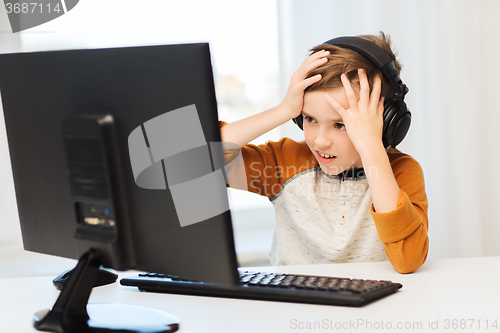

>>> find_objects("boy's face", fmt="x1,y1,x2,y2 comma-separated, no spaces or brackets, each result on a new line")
302,88,362,175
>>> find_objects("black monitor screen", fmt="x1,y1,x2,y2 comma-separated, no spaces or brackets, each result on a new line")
0,43,240,286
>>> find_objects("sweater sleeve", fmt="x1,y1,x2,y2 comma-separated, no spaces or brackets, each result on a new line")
220,120,285,198
219,120,317,199
370,149,429,273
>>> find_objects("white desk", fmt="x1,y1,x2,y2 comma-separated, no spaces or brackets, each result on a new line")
1,256,499,333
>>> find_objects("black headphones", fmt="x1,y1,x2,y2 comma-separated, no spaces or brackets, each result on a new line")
292,36,411,148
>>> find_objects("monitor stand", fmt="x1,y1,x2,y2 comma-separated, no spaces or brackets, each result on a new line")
52,266,118,291
33,249,179,333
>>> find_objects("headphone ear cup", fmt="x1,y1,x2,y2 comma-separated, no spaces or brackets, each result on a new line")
383,99,411,148
391,108,411,148
383,99,398,147
293,115,303,130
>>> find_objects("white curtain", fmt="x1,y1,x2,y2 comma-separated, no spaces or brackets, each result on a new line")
277,0,500,259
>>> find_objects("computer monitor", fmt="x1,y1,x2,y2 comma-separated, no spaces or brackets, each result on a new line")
0,43,240,333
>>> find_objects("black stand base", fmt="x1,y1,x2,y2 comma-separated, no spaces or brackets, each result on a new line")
34,304,179,332
33,249,179,333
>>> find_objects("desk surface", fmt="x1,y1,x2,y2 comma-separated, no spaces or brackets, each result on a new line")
1,256,499,333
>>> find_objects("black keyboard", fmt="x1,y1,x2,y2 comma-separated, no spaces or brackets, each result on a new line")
120,270,402,307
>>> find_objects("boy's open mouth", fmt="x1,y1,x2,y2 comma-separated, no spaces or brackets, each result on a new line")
316,151,337,162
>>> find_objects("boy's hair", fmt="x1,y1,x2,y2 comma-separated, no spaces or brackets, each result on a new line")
305,31,402,99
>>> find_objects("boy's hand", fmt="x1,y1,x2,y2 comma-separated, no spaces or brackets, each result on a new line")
325,68,385,155
281,50,329,118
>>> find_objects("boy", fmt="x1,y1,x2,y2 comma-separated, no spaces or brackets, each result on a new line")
220,32,428,274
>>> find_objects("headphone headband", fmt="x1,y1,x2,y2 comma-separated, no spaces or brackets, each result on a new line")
323,36,408,102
